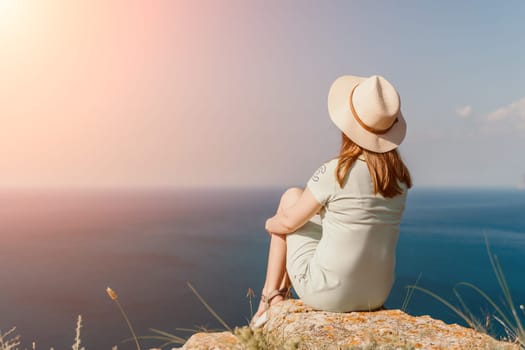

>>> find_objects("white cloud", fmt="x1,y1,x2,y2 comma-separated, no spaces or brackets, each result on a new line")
487,96,525,127
455,105,472,118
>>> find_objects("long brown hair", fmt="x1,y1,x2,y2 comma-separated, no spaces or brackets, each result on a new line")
334,132,412,198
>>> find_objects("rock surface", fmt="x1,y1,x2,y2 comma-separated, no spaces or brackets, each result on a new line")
174,299,520,350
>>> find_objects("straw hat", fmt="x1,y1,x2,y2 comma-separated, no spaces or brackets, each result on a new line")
327,74,406,153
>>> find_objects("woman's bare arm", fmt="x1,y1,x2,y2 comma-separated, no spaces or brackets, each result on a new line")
265,187,323,235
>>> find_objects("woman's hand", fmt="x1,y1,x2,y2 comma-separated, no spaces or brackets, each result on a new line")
265,217,273,235
264,213,294,235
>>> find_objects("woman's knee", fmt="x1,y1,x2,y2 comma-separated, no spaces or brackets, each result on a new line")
279,187,304,210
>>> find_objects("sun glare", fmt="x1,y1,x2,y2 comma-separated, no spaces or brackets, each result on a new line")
0,0,16,14
0,0,19,27
0,0,32,42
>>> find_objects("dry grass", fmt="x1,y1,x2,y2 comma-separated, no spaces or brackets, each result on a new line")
406,235,524,348
0,327,20,350
71,315,84,350
0,314,115,350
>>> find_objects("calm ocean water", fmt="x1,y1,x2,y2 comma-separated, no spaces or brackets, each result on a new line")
0,187,524,349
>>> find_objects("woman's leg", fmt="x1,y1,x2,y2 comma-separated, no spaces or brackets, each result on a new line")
279,270,292,292
255,187,303,317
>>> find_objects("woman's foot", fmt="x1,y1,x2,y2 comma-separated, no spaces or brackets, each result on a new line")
254,291,284,318
249,289,285,328
253,285,291,317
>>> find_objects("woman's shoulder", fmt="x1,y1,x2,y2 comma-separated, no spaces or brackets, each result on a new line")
306,157,339,206
309,158,338,181
321,157,340,171
325,157,339,167
323,156,365,169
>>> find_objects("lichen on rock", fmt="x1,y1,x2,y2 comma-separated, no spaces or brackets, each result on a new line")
174,299,520,350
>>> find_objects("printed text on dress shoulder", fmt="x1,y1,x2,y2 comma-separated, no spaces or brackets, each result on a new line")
311,163,327,182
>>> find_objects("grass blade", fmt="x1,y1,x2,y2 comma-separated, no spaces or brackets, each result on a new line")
187,281,232,331
402,272,422,312
406,285,483,331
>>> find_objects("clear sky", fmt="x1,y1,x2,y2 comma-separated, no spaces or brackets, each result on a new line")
1,0,524,189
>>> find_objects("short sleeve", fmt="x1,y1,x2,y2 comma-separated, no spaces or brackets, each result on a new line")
306,160,336,206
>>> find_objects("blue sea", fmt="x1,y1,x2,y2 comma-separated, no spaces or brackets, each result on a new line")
0,187,524,349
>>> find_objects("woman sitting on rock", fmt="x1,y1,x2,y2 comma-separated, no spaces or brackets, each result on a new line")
250,74,412,329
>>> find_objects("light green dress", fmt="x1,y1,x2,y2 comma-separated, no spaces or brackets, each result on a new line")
286,156,408,312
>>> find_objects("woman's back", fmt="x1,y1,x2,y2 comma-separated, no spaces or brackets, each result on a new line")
290,156,407,312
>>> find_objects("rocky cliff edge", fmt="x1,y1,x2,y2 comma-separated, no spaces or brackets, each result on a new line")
174,299,520,350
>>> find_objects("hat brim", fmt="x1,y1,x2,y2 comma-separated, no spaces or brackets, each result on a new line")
327,75,407,153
